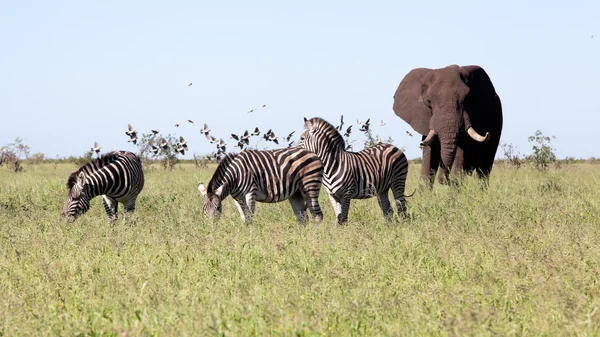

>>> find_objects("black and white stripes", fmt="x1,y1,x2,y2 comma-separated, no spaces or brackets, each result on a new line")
299,117,409,224
61,151,145,222
198,148,324,223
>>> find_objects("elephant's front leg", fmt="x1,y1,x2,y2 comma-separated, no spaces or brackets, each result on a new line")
420,138,441,188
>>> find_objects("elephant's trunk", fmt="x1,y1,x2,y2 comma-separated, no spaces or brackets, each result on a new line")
435,106,462,175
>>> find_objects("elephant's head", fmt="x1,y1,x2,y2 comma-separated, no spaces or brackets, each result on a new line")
393,65,492,173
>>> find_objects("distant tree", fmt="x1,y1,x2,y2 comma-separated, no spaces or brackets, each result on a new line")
527,130,556,171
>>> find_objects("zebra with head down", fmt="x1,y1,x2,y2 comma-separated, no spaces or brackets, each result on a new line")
297,117,410,224
61,151,144,222
198,148,324,224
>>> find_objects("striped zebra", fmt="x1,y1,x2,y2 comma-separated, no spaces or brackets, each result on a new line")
61,150,145,222
198,148,324,223
298,117,409,224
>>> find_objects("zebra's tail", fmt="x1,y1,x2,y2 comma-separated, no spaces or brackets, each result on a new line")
405,188,417,198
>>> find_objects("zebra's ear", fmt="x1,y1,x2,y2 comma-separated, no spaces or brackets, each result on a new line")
76,172,86,187
303,117,311,129
198,182,207,196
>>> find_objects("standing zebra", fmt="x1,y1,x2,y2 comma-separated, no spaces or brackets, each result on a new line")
198,148,324,223
61,151,145,222
298,117,409,224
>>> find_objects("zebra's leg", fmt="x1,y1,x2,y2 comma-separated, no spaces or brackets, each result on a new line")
123,197,138,221
328,193,342,220
244,193,257,224
102,195,118,222
233,199,247,222
301,187,323,222
391,188,408,220
377,190,394,222
337,195,351,225
289,192,308,223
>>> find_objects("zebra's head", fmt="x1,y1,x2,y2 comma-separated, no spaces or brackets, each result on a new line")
198,182,224,218
61,171,91,221
300,117,345,156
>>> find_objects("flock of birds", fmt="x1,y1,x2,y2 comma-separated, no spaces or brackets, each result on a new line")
91,107,413,160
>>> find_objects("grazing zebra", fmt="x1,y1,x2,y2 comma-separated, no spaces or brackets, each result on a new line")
198,148,324,223
298,117,409,224
61,151,145,222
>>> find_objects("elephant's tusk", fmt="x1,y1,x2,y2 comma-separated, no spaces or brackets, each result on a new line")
467,127,490,142
419,129,436,147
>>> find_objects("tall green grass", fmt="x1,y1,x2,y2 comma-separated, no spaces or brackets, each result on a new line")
1,162,599,336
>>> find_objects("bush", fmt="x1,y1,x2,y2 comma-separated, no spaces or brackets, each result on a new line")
500,142,522,169
527,130,556,171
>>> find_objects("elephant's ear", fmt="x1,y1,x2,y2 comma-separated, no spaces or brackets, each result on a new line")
460,65,497,96
392,68,433,135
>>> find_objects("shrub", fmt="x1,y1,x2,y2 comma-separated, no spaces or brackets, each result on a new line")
527,130,556,171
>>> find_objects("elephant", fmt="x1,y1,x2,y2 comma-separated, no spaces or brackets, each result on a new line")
392,64,503,187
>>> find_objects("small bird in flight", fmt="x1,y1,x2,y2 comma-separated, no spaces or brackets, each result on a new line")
344,125,352,138
125,123,137,137
359,119,371,133
380,120,386,126
90,142,101,156
151,146,159,155
151,129,159,135
200,123,210,135
283,131,295,142
159,138,169,150
188,119,194,124
406,130,413,137
206,135,218,143
251,127,260,136
175,123,180,128
188,82,193,86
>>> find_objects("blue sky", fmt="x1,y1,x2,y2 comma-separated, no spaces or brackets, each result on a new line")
1,0,598,159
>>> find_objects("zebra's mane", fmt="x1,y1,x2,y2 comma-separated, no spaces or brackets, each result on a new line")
66,151,121,189
206,152,239,193
308,117,346,147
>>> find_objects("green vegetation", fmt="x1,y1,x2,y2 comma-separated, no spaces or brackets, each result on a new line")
1,161,599,336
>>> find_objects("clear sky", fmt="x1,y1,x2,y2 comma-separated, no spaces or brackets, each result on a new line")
1,1,598,160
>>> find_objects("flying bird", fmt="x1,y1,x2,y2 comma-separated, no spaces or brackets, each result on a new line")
251,127,260,136
344,125,352,138
178,136,188,149
283,131,295,142
90,142,101,156
216,139,226,152
151,146,159,155
128,137,138,145
125,123,137,137
336,115,344,131
151,129,159,135
406,131,413,137
176,146,186,155
175,124,180,128
188,119,194,124
206,135,218,143
231,134,239,141
247,104,267,114
359,119,371,133
380,120,386,126
240,130,250,144
188,82,193,86
159,138,169,150
200,123,210,135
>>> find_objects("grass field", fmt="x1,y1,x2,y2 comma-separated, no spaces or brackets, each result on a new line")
1,161,599,336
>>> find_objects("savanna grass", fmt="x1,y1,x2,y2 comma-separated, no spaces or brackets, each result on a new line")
1,162,599,336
